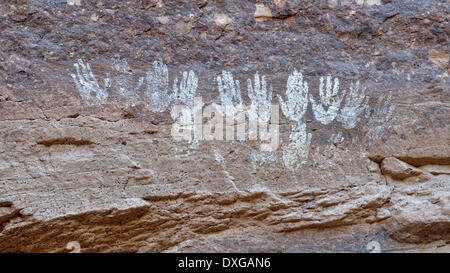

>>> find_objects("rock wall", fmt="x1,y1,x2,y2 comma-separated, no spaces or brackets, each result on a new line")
0,0,448,252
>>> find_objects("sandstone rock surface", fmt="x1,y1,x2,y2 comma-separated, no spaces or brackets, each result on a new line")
0,0,448,252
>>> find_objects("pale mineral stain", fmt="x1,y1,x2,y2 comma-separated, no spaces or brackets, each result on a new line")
254,4,273,22
214,14,233,26
67,0,81,6
156,16,170,24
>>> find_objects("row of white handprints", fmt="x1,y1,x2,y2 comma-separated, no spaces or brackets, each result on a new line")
71,58,394,170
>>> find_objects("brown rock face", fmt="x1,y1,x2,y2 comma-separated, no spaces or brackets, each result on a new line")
0,0,448,252
381,157,426,180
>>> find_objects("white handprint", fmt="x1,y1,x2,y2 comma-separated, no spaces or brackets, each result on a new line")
278,71,312,169
337,81,368,129
310,76,345,125
247,73,279,152
278,70,309,123
247,73,274,143
144,60,171,112
110,57,144,107
216,70,243,116
172,70,198,109
247,73,273,122
71,59,110,104
213,71,246,141
170,70,200,144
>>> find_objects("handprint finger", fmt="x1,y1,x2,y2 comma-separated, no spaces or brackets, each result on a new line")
235,79,242,105
254,73,261,100
355,84,367,105
326,76,333,98
278,94,288,117
302,81,308,99
358,95,370,112
286,71,299,98
86,63,101,89
332,77,339,97
78,60,91,82
309,94,317,109
247,78,255,102
319,77,327,105
191,71,198,94
217,74,225,101
345,82,354,105
103,73,111,90
73,62,85,85
180,71,188,93
188,71,198,95
135,77,144,91
335,89,346,105
71,73,87,100
268,84,273,104
172,77,179,100
350,81,359,104
162,63,169,86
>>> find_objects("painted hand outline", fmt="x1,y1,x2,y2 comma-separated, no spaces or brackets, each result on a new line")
111,57,144,107
278,70,309,123
216,70,243,116
337,81,368,129
145,60,171,112
247,73,277,150
173,70,198,109
71,59,110,104
310,76,345,125
247,73,273,122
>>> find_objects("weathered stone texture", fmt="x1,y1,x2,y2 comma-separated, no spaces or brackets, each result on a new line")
0,0,448,252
